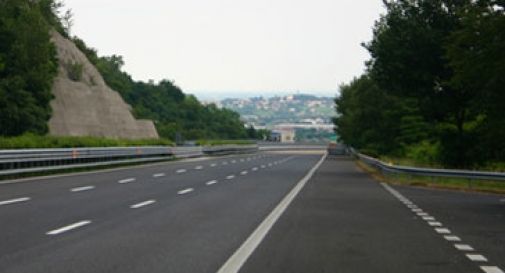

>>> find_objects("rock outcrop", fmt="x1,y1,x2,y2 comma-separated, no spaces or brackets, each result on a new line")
48,31,158,139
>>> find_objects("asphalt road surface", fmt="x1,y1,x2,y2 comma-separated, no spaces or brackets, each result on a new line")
0,152,503,273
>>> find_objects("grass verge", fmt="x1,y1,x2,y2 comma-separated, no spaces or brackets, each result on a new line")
0,134,173,149
356,160,505,194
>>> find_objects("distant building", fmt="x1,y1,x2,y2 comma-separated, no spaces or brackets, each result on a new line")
270,129,295,143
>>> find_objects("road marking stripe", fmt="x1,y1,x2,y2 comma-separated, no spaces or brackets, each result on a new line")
428,221,442,227
206,180,218,186
130,200,156,209
211,163,217,167
252,167,258,171
178,188,194,195
481,266,504,273
153,173,165,177
240,171,248,175
70,186,95,192
0,197,31,206
444,235,461,241
226,175,235,180
261,165,266,168
176,169,187,173
222,162,228,165
216,153,327,273
417,212,429,216
435,228,451,234
231,160,237,163
454,244,474,251
195,165,203,170
118,178,136,184
466,254,488,262
422,216,435,221
412,208,423,212
46,220,91,235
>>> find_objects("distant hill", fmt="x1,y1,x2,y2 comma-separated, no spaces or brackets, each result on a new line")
220,94,336,127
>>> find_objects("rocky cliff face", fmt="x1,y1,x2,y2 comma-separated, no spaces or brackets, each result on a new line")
48,31,158,139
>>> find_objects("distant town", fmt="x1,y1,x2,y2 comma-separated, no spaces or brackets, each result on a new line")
217,94,337,143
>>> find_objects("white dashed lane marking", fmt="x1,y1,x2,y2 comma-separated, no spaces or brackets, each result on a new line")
226,175,235,180
210,163,217,167
176,169,187,174
195,165,203,170
428,221,443,227
46,220,91,235
0,197,31,206
130,200,156,209
454,244,474,251
178,188,194,195
206,180,218,186
118,178,136,184
466,254,488,262
444,235,462,242
153,173,166,178
435,228,451,234
381,182,504,273
70,186,95,192
240,171,248,175
252,167,258,171
481,261,504,272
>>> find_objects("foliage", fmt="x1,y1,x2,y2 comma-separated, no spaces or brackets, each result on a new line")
335,0,505,168
0,134,172,149
0,0,58,136
65,61,83,81
72,39,250,141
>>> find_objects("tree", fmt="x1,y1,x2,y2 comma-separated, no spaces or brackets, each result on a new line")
0,0,58,136
446,0,505,163
364,0,475,166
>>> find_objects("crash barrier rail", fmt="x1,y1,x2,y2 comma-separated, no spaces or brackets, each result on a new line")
351,148,505,181
0,144,258,176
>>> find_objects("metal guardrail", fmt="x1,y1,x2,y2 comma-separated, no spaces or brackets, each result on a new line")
352,149,505,181
0,145,258,177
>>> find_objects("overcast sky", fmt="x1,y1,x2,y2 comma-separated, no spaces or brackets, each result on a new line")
64,0,384,99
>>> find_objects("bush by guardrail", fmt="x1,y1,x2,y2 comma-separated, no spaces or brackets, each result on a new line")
351,148,505,193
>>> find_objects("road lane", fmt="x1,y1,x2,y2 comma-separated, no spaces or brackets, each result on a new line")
0,152,321,273
239,157,482,273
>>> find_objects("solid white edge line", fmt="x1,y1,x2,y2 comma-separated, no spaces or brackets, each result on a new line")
178,188,194,195
130,200,156,209
70,186,95,192
46,220,92,235
0,197,31,206
216,152,327,273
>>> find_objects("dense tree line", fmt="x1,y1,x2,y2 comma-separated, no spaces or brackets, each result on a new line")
0,0,59,136
73,41,251,141
0,0,253,141
334,0,504,168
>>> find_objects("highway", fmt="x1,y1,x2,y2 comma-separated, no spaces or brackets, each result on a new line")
0,151,503,273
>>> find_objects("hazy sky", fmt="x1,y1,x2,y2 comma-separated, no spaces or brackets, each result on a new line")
64,0,384,99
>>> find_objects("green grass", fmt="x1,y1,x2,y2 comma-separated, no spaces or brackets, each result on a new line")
0,134,173,149
196,139,255,146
